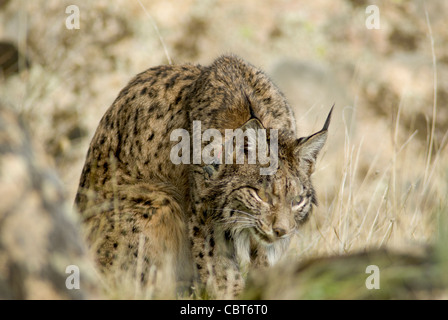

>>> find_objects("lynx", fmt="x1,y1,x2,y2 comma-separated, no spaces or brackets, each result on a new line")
74,55,332,298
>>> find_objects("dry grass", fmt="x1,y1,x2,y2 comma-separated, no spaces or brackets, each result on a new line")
0,0,447,299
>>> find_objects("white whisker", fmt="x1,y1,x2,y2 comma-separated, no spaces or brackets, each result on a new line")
211,208,258,220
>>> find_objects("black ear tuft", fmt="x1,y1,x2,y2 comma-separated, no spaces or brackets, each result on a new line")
322,104,334,132
295,105,334,170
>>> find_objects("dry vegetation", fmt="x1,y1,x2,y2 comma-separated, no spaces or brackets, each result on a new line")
0,0,447,299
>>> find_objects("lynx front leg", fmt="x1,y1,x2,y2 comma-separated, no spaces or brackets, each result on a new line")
189,215,244,299
81,181,193,295
250,237,292,269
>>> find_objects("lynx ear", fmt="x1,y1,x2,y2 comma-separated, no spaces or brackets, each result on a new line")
236,117,265,162
204,117,265,179
239,117,265,131
295,106,333,173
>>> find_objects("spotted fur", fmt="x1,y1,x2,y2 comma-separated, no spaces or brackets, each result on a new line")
74,55,332,298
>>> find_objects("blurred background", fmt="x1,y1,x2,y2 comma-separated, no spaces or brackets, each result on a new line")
0,0,447,298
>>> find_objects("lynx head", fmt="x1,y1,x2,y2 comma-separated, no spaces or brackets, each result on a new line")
200,106,333,249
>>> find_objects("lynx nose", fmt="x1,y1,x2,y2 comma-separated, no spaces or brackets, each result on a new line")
273,227,287,238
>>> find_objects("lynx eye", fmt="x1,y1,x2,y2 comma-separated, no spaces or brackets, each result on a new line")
292,195,305,210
